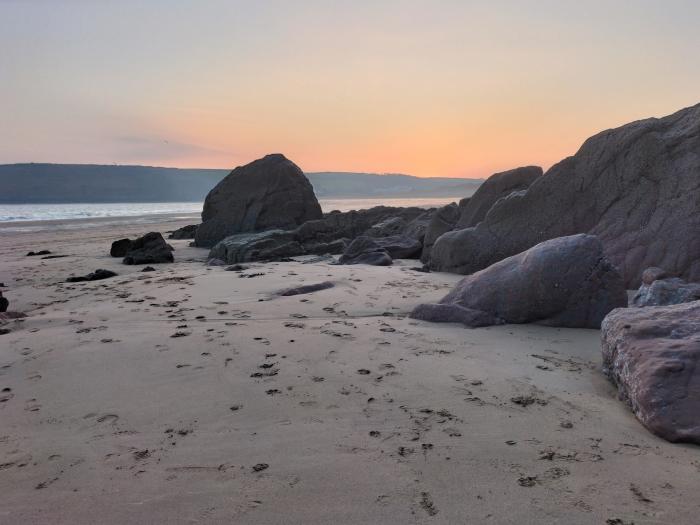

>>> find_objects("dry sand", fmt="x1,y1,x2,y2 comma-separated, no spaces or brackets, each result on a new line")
0,217,698,524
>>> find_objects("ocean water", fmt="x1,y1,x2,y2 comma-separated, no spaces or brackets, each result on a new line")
0,197,459,224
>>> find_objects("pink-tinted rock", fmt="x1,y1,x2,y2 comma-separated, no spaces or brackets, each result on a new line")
431,104,700,287
411,234,627,328
601,301,700,444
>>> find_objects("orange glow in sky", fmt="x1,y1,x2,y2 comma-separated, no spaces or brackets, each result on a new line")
2,1,699,178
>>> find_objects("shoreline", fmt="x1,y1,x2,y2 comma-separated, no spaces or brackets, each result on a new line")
0,212,202,234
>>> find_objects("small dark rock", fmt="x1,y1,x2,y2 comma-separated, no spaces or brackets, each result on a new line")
66,269,117,283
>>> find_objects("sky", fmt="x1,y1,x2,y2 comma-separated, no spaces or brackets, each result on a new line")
1,0,699,178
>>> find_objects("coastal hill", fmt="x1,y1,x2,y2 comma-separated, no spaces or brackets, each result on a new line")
0,163,482,203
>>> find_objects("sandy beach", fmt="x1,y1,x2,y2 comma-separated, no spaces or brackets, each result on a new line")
0,216,698,525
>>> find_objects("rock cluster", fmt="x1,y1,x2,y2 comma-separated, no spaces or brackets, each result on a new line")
430,103,700,287
110,232,174,265
208,206,431,265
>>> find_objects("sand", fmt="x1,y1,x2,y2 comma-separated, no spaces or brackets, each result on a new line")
0,217,698,524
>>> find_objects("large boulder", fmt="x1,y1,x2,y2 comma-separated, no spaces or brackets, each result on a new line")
601,301,700,444
455,166,542,229
339,236,393,266
411,234,627,328
194,154,323,247
120,232,174,265
632,273,700,307
431,104,700,287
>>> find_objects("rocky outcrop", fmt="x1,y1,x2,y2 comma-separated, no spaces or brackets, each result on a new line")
168,224,198,240
455,166,542,229
112,232,174,265
411,234,627,328
209,206,429,264
601,301,700,444
431,104,700,287
632,271,700,307
194,154,323,247
339,236,392,266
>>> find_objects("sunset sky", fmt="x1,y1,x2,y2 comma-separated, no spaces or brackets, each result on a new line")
2,0,699,178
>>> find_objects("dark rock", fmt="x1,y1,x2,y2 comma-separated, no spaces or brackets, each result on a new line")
374,235,422,259
430,104,700,287
209,230,303,263
168,224,198,240
366,217,407,238
303,238,348,256
194,154,323,247
296,206,426,245
338,236,392,266
601,300,700,444
402,211,433,243
225,264,248,272
411,234,627,328
632,275,700,307
121,232,174,265
26,250,51,256
0,292,8,313
66,269,118,283
410,303,502,327
420,202,461,263
110,238,133,257
455,166,542,229
208,205,427,264
277,281,335,296
41,255,68,260
141,266,156,272
0,311,26,321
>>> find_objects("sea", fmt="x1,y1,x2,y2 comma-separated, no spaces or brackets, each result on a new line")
0,198,459,231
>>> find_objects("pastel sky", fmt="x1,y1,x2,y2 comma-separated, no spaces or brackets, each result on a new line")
2,0,699,178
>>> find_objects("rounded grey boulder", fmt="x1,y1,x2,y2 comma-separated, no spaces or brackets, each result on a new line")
412,234,627,328
194,154,323,247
